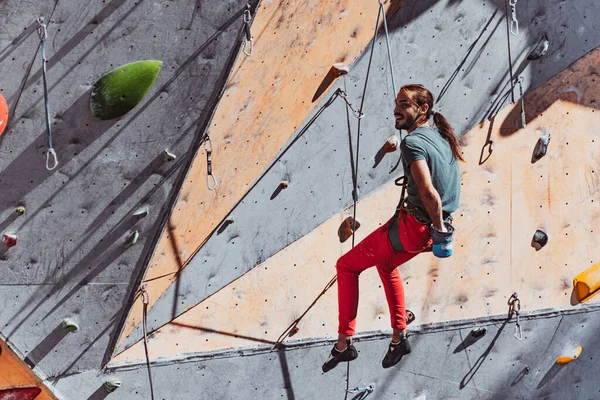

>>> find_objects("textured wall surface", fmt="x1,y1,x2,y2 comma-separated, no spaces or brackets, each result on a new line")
0,0,252,381
54,308,600,399
111,48,600,361
120,0,600,351
0,0,599,398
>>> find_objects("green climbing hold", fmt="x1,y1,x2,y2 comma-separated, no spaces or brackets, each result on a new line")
90,60,162,120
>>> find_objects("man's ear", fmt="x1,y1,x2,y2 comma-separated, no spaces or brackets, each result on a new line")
419,103,430,115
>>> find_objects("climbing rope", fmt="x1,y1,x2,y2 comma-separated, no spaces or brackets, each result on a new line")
508,292,522,340
203,135,218,190
505,0,516,103
37,17,58,171
140,285,156,400
242,4,253,56
271,0,385,350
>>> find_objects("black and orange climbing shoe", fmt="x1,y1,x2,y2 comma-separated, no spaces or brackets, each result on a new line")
381,335,411,369
322,340,358,373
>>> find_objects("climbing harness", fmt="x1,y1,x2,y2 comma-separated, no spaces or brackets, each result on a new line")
242,4,253,56
516,76,526,129
509,0,519,36
37,17,58,170
508,292,522,341
203,135,218,190
347,384,374,395
140,284,156,400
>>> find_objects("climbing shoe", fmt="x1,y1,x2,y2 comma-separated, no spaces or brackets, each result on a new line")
322,340,358,373
381,336,411,369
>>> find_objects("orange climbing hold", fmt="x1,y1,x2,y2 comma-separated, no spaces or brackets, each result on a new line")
573,262,600,303
556,346,582,364
0,93,8,136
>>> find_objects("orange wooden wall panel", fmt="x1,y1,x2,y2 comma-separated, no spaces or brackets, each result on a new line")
118,0,403,345
0,340,57,399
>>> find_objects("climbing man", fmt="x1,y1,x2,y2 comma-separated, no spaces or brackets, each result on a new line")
322,84,464,372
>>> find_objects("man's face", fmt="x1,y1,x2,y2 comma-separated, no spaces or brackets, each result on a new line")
394,91,420,131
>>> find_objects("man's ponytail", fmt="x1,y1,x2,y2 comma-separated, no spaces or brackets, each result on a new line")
433,111,464,162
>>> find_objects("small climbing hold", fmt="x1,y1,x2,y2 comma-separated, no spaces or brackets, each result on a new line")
346,384,374,395
532,131,551,162
90,60,163,120
332,63,349,76
225,216,235,224
0,93,8,136
573,262,600,303
471,327,487,338
103,379,122,393
527,34,549,60
338,216,361,243
556,346,582,364
16,206,25,216
2,233,17,248
383,135,400,153
133,206,149,218
531,229,548,251
289,326,300,337
163,149,176,161
61,318,80,333
124,230,139,248
279,180,289,189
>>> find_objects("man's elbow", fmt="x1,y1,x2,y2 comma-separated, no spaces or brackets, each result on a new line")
418,187,440,205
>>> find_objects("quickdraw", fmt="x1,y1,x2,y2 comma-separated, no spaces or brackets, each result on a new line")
508,292,523,340
204,135,218,190
37,17,58,170
242,4,253,56
509,0,519,35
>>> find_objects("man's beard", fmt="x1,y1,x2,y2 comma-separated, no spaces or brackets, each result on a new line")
395,114,416,131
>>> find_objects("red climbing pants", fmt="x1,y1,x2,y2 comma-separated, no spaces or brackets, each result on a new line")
336,210,432,336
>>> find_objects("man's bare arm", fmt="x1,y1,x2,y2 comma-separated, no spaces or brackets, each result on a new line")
410,160,445,231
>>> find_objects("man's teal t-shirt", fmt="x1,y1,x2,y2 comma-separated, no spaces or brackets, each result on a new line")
400,126,461,220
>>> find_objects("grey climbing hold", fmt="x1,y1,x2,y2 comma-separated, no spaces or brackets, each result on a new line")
103,379,122,393
124,230,139,248
61,318,80,333
527,34,549,60
15,206,25,216
163,149,177,161
532,131,551,162
532,229,549,251
133,206,149,218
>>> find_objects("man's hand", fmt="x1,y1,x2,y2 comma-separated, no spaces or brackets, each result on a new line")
410,160,444,230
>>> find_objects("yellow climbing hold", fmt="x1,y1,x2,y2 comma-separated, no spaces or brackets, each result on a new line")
556,346,582,364
573,262,600,303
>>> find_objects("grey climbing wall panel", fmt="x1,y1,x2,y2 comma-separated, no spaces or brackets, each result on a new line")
0,0,251,380
54,307,600,399
123,0,600,349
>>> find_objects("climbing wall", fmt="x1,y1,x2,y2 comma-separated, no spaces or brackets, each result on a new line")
0,0,252,387
112,47,600,361
0,0,599,399
51,307,600,399
118,0,600,353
